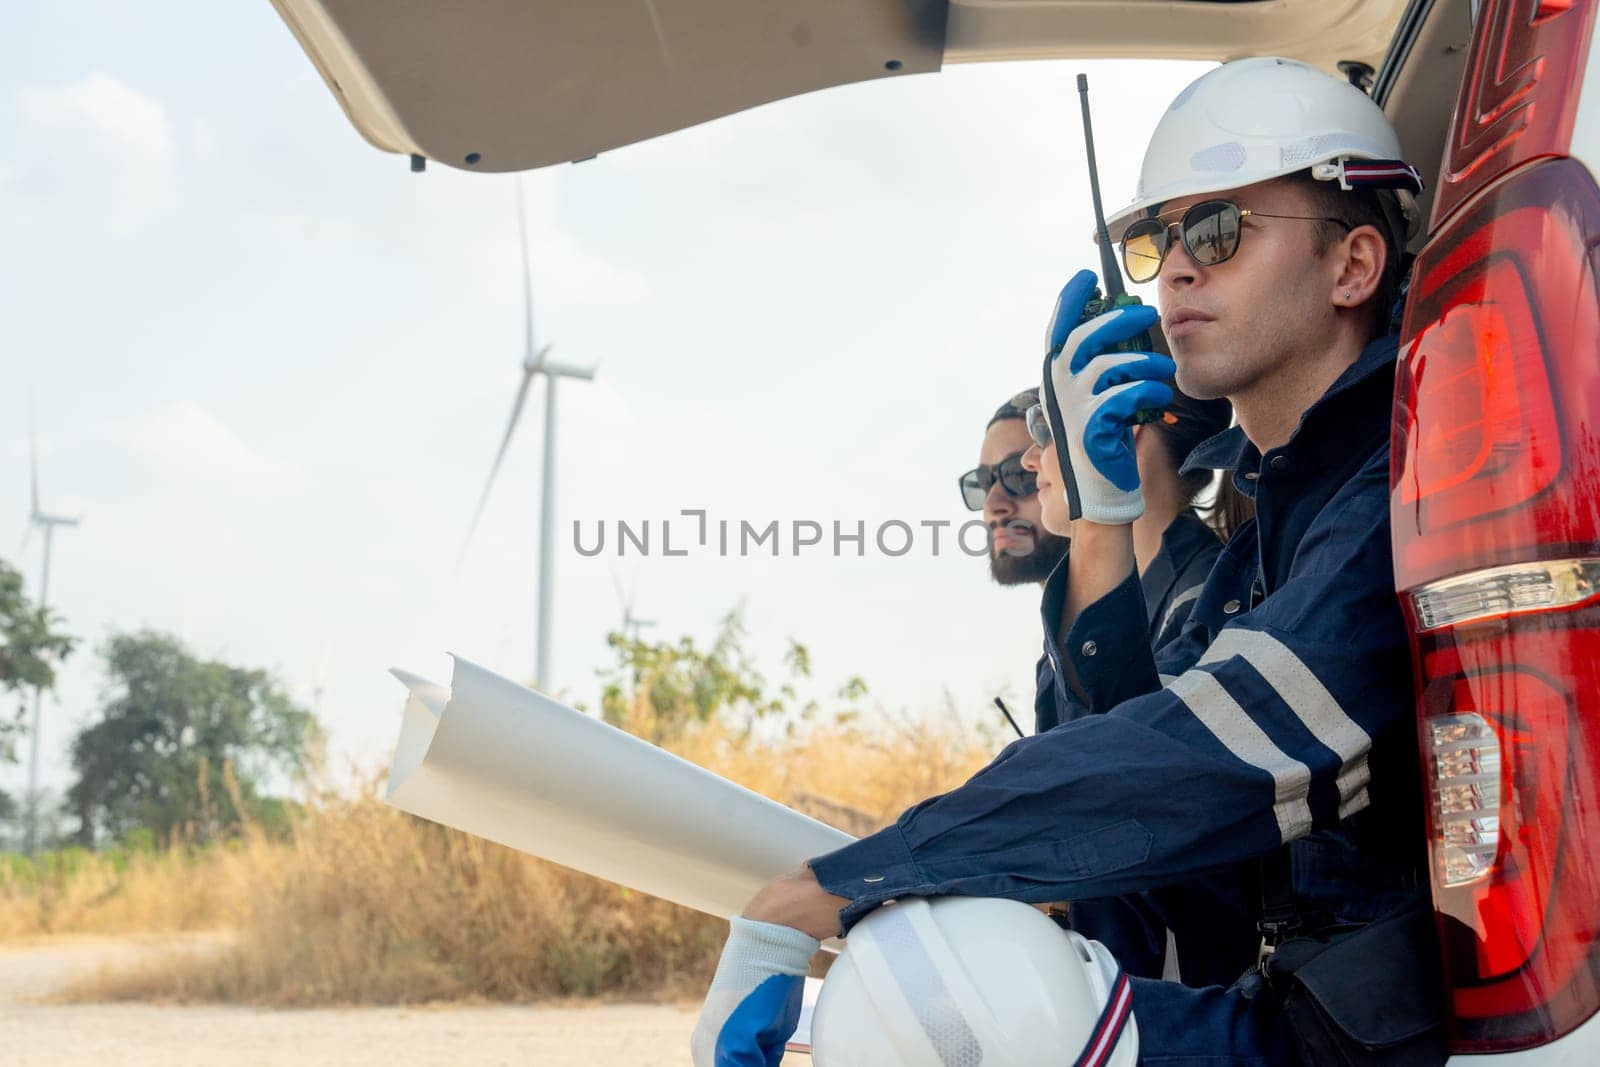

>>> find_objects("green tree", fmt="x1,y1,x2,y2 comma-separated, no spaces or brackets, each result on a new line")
0,557,75,753
66,631,322,846
596,606,866,744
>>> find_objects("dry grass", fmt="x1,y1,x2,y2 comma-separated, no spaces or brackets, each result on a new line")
1,715,994,1006
0,844,252,942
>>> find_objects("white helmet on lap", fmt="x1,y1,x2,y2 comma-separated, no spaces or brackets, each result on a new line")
1104,57,1423,244
810,897,1137,1067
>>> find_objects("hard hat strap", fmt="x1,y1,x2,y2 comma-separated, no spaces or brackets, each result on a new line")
1310,158,1425,195
1070,963,1133,1067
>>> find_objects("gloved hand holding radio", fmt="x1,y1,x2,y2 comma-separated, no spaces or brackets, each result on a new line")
690,915,818,1067
1043,269,1175,525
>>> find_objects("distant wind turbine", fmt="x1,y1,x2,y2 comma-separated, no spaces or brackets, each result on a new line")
19,403,78,855
459,178,594,691
311,639,333,720
610,566,656,643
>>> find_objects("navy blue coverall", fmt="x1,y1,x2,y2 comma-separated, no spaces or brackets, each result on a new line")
1036,510,1262,990
1034,508,1223,736
811,336,1426,1062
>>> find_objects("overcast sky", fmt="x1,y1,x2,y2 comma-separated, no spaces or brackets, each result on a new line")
0,2,1212,802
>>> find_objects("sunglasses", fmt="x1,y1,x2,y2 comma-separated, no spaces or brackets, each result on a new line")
1120,199,1354,283
958,451,1037,511
1025,404,1051,449
1028,399,1178,447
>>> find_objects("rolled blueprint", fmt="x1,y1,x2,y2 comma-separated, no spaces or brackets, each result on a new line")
387,656,856,920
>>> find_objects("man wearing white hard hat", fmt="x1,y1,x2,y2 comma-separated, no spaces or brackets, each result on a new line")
692,58,1442,1065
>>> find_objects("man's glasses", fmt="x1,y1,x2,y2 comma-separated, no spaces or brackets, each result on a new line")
1120,199,1354,283
958,451,1037,511
1025,404,1051,449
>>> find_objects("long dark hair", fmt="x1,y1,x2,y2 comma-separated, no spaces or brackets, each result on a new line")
1153,388,1254,541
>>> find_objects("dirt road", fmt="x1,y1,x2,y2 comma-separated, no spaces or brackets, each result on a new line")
1,937,701,1066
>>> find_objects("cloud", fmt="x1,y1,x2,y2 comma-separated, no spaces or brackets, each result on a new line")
122,401,298,492
8,74,174,229
18,74,171,169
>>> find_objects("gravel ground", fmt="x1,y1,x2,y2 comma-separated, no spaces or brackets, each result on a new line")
0,937,703,1067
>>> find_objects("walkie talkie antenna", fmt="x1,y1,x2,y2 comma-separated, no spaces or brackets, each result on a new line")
1076,74,1125,300
1043,73,1164,524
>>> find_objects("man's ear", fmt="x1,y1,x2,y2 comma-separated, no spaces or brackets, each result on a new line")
1331,224,1386,310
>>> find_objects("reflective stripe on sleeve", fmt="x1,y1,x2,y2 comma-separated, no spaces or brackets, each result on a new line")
1165,669,1314,841
1338,789,1371,820
1198,629,1372,814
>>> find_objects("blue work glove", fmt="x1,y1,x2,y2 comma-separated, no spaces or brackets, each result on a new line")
1044,270,1175,525
691,916,819,1067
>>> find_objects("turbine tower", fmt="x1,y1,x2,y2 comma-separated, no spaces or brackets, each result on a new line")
19,408,78,854
611,567,656,644
460,178,594,691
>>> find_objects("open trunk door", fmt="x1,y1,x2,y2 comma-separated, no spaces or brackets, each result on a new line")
270,0,1409,173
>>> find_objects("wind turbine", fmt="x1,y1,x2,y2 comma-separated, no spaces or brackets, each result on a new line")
610,567,656,644
460,178,594,692
311,640,333,720
19,407,78,855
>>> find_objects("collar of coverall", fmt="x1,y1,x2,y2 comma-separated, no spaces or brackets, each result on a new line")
1179,333,1400,478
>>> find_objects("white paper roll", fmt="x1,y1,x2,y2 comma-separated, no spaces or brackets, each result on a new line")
386,656,856,920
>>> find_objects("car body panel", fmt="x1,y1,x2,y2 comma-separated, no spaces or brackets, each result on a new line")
270,0,1409,173
270,0,946,172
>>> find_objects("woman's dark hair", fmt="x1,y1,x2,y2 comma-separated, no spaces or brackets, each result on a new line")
1154,387,1254,542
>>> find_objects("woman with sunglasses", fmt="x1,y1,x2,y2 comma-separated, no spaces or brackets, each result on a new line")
1020,346,1260,990
1023,335,1250,698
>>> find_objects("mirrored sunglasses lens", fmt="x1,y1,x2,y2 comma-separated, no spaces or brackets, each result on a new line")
1121,220,1166,283
1181,201,1242,267
1025,405,1051,448
959,470,987,510
999,456,1038,498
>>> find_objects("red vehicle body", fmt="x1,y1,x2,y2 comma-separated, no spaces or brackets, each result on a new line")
1391,0,1600,1054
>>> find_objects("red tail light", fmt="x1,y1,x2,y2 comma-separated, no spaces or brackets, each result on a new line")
1394,159,1600,586
1394,157,1600,1050
1407,607,1600,1050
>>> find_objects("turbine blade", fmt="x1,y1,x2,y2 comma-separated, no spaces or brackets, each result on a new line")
17,522,33,559
515,179,541,372
457,368,538,567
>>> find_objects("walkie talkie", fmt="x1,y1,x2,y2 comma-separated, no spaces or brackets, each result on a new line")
1075,74,1153,354
1041,74,1166,521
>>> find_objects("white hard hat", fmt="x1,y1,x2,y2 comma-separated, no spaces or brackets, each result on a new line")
1104,57,1423,244
810,897,1137,1067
